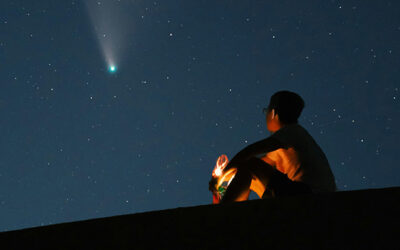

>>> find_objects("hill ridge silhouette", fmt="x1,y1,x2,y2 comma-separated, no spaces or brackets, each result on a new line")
1,187,399,249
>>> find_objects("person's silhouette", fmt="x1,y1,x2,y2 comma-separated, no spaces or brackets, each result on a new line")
211,91,336,203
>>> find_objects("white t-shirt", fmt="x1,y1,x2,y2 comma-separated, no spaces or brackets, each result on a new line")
261,124,336,193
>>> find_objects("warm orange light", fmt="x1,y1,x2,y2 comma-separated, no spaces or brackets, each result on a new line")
212,154,229,178
211,155,267,203
211,155,237,203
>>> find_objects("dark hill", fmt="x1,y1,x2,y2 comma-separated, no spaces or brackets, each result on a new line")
1,187,400,249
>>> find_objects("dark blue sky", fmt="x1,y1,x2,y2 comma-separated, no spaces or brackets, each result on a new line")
0,0,399,232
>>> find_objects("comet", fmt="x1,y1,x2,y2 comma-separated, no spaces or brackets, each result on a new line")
85,0,134,74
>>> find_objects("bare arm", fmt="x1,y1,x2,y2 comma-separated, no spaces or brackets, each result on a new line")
223,136,284,172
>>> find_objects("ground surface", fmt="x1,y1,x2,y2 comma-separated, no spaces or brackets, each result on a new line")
1,187,399,249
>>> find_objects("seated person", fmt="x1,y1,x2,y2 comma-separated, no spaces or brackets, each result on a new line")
212,90,336,202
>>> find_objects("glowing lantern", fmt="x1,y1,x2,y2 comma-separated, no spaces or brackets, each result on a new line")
211,154,237,203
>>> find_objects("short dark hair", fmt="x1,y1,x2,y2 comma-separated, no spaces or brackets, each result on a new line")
268,91,305,124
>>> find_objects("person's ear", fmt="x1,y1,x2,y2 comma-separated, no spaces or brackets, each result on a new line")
271,109,275,119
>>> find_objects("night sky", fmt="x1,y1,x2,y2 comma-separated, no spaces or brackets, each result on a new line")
1,0,399,232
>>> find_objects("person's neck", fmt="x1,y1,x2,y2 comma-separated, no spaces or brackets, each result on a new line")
273,122,297,133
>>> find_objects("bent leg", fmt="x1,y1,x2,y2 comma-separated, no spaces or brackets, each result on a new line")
221,166,252,202
245,157,288,198
221,157,278,202
246,157,313,197
221,157,312,203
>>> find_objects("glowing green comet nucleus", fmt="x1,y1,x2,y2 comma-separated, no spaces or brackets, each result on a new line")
109,65,117,73
86,1,130,76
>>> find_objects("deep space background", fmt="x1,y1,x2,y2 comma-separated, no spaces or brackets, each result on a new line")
0,0,399,231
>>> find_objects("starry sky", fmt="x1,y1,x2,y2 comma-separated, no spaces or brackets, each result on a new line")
0,0,399,232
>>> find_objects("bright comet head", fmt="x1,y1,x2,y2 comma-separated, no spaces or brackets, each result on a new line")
109,65,117,73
